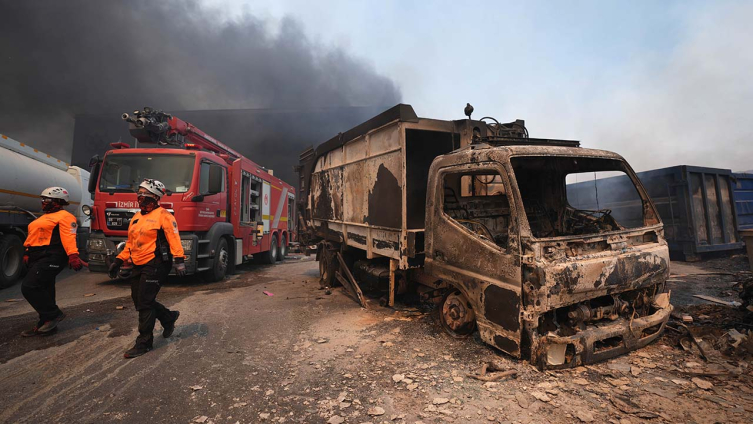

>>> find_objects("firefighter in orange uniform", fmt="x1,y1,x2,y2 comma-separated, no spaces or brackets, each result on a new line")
21,187,85,336
108,179,186,358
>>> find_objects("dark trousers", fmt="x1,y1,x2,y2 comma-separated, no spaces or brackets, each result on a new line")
131,258,173,348
21,249,67,325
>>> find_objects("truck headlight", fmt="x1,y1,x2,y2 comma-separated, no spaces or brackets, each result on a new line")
181,239,193,252
88,238,105,250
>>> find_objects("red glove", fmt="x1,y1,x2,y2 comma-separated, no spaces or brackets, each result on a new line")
68,253,84,271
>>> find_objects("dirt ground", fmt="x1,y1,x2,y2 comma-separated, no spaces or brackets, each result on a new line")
1,254,752,424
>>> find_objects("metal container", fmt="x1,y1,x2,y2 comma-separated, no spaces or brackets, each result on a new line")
733,172,753,231
568,165,743,260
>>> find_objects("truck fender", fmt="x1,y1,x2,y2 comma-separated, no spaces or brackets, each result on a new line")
206,222,235,258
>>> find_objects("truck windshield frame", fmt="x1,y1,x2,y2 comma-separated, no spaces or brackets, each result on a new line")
98,153,196,194
509,155,659,240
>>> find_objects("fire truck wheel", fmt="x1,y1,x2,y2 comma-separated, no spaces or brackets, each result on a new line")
205,238,229,282
0,234,25,288
277,234,287,261
259,234,278,265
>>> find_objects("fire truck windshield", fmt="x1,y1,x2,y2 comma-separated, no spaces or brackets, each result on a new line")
99,153,195,194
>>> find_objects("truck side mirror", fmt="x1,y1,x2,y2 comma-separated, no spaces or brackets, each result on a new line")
88,161,101,194
208,165,223,194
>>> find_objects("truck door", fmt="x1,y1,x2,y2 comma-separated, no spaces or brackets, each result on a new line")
198,160,228,225
424,162,524,357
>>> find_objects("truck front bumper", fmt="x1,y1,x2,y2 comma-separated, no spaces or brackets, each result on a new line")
86,233,198,275
535,301,673,369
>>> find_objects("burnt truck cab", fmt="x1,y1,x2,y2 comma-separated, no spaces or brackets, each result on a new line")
424,142,672,368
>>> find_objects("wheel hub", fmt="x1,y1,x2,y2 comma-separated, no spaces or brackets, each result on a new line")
441,291,476,336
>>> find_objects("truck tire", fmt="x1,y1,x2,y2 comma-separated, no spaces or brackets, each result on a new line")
204,238,229,282
277,233,287,262
439,289,477,338
318,248,338,288
258,234,278,265
0,234,25,288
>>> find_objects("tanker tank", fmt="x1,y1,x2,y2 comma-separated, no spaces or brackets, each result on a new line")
0,133,91,287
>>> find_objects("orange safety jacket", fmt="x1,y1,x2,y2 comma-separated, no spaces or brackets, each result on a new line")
117,207,184,266
24,210,79,255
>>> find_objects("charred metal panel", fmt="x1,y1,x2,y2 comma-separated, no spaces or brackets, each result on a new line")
369,124,401,156
310,168,343,221
343,160,369,224
371,228,401,257
493,334,519,354
364,158,403,229
483,285,521,332
541,244,669,309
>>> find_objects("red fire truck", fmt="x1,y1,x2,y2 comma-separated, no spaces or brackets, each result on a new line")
85,107,295,281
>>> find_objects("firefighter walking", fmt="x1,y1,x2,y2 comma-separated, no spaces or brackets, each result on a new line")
21,187,85,336
109,179,186,358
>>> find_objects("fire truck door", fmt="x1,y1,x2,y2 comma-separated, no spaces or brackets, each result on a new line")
262,181,271,233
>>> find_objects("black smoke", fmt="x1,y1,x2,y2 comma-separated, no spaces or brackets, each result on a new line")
0,0,400,163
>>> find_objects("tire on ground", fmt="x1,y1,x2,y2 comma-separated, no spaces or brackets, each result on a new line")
277,233,287,261
0,234,25,289
258,234,278,265
204,237,229,282
318,245,338,288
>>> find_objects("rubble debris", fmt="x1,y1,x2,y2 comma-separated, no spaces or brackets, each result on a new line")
691,377,714,390
83,293,96,297
575,410,594,422
327,416,344,424
367,406,385,416
467,359,518,382
672,323,708,361
190,385,203,391
5,298,22,302
515,392,531,409
692,294,741,307
609,396,660,419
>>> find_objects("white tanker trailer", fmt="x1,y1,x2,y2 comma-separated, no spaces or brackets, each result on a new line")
0,133,92,288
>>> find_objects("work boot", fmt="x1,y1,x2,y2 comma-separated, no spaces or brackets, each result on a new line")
162,311,180,338
21,326,41,337
124,345,152,358
37,312,66,333
21,326,58,337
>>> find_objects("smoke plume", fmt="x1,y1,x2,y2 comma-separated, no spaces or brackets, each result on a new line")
0,0,400,161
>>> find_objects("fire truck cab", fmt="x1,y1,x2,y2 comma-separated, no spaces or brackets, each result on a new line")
85,108,295,281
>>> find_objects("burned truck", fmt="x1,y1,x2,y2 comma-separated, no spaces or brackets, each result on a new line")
296,104,672,368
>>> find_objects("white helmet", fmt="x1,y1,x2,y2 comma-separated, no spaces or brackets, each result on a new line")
41,187,70,203
139,179,167,198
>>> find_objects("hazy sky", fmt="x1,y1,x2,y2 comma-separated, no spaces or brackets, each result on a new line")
204,0,753,173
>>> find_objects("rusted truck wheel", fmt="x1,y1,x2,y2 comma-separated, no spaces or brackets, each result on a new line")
318,247,337,288
440,289,477,338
